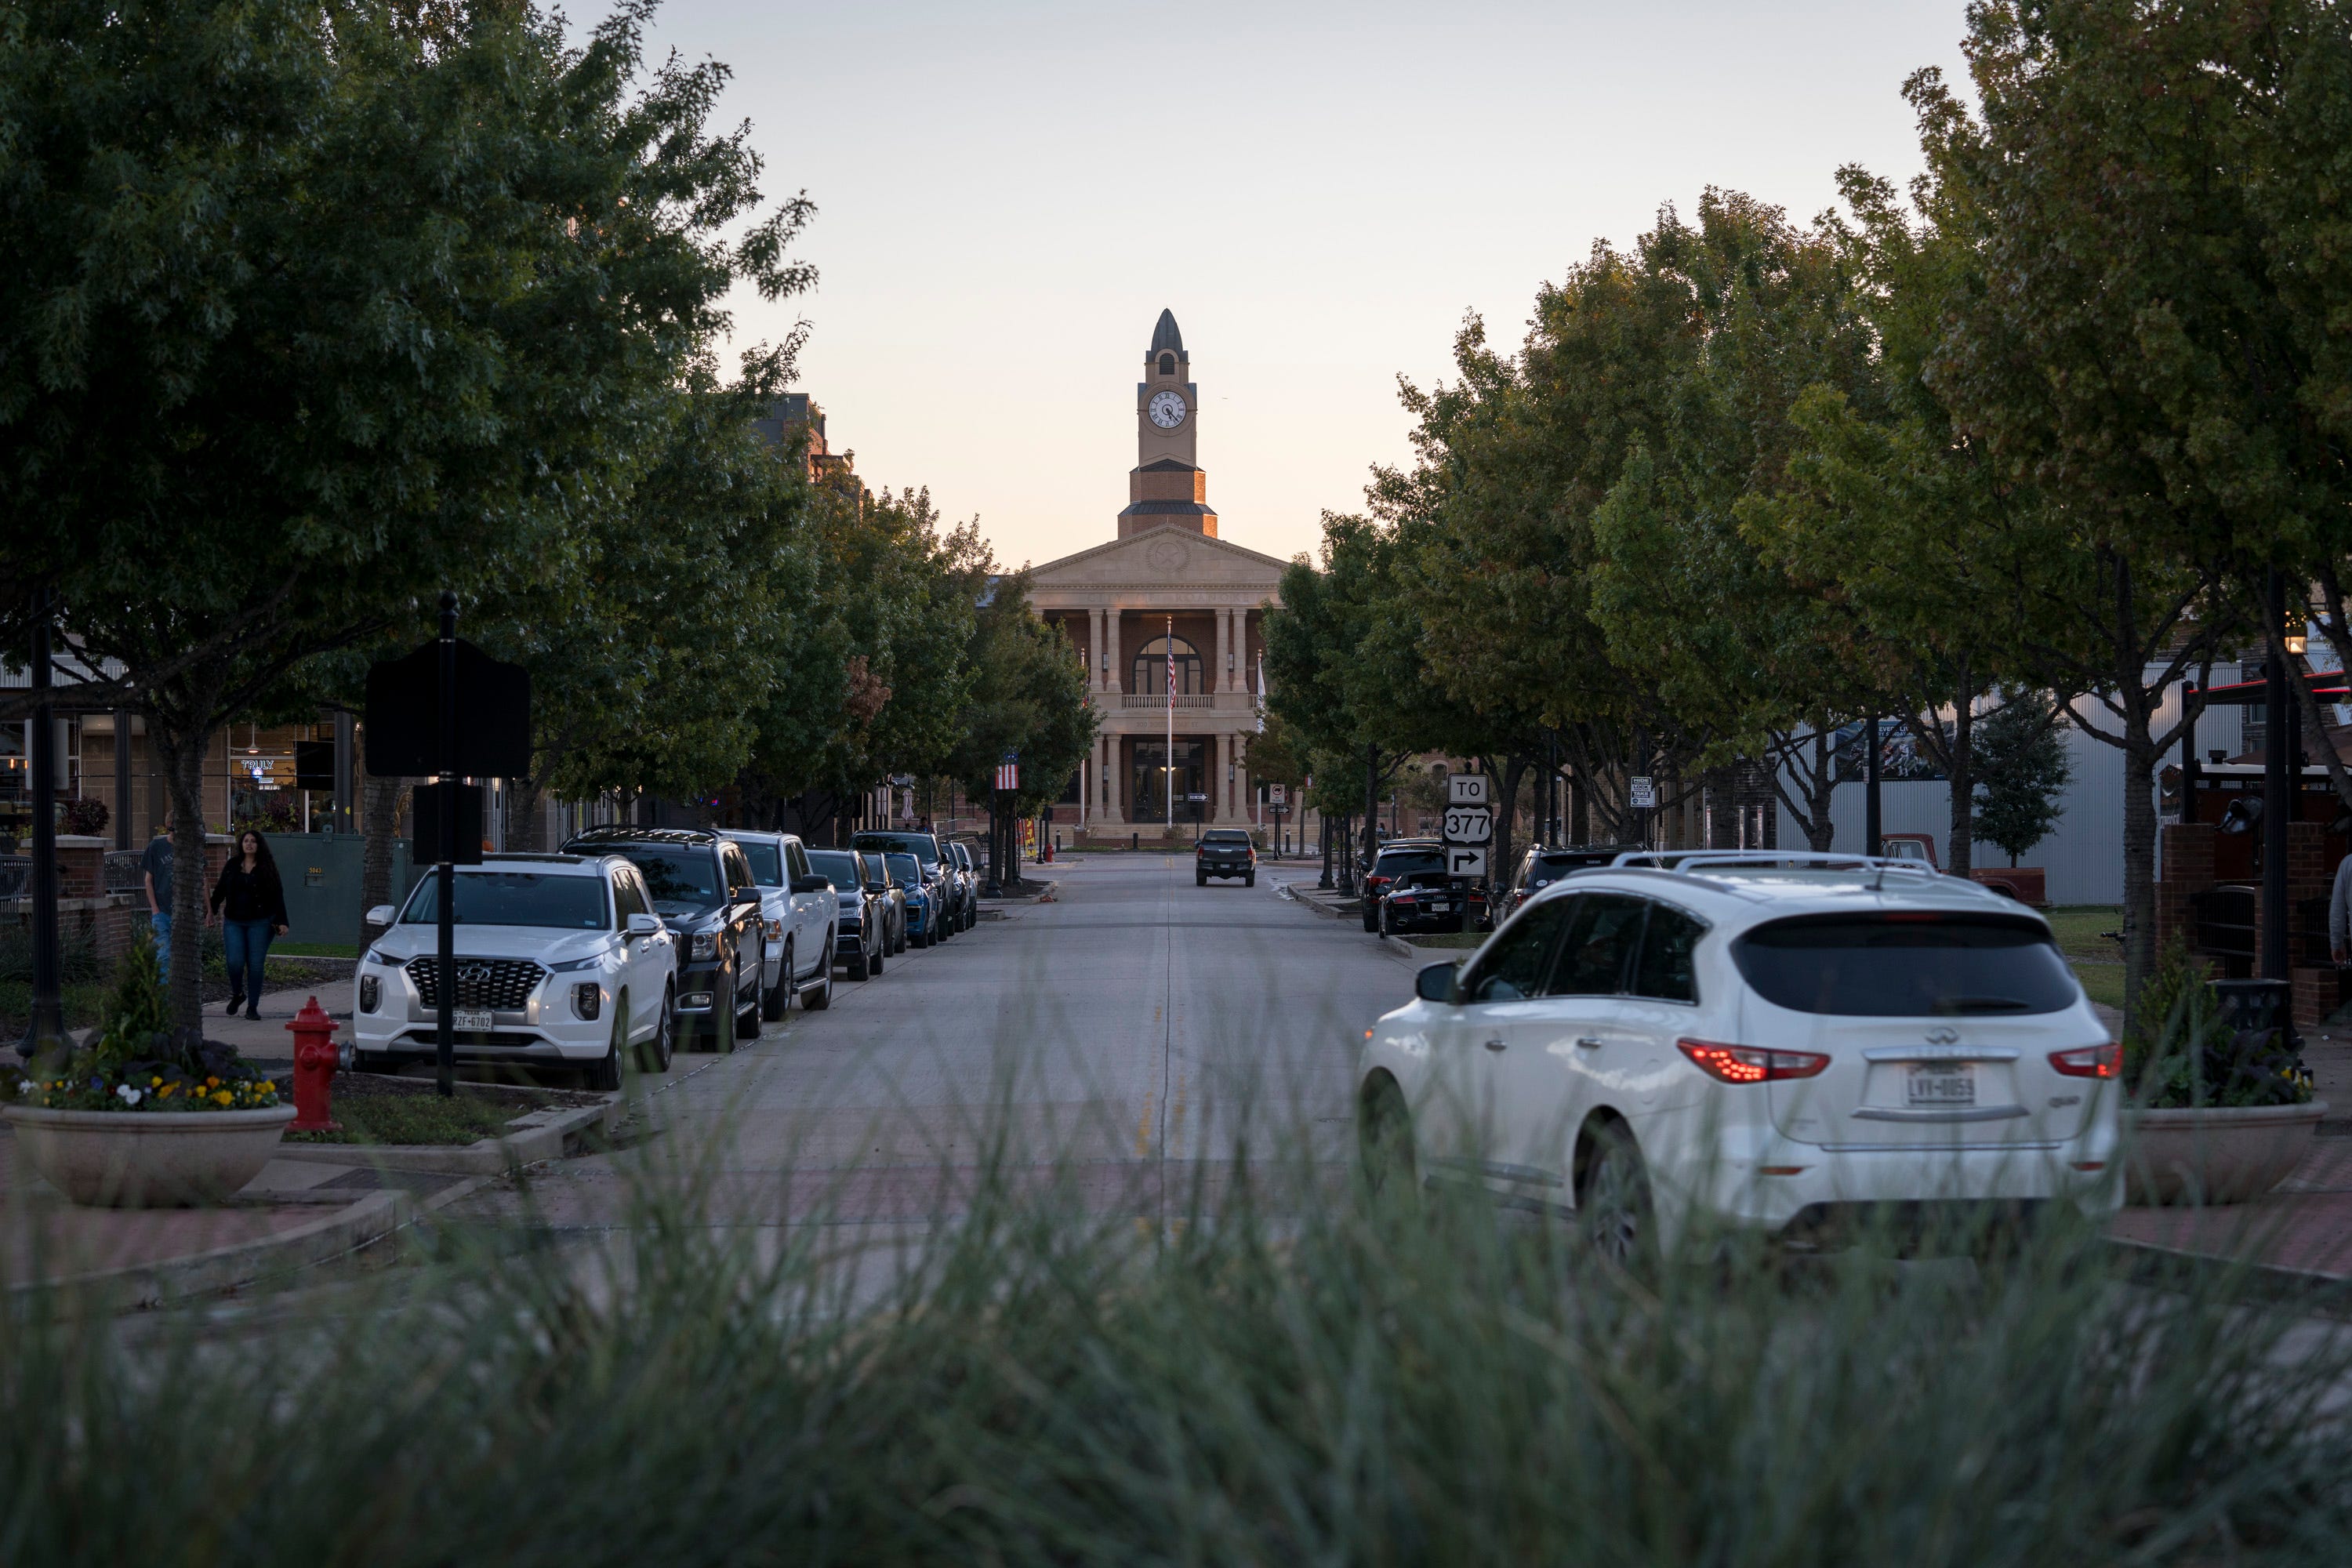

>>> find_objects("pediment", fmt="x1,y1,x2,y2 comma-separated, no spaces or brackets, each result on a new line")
1028,525,1290,594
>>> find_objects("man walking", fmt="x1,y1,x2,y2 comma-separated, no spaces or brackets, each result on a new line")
141,811,174,980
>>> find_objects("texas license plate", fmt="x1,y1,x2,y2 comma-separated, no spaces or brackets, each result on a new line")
453,1007,495,1032
1907,1062,1976,1106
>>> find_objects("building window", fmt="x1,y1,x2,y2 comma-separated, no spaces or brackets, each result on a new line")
1131,637,1203,696
1158,353,1175,376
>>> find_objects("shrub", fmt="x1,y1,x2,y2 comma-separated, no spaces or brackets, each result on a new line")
59,798,108,837
2125,935,2314,1108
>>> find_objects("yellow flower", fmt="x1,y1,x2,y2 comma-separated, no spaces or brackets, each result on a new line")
205,1076,220,1089
259,1081,274,1094
212,1091,233,1108
150,1076,162,1087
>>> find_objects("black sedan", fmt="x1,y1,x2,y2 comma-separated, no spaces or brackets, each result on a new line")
1377,870,1468,936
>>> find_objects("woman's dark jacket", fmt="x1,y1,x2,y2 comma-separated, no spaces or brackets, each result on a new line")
210,857,290,927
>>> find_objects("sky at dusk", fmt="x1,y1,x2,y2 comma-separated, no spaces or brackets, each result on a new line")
635,1,1974,571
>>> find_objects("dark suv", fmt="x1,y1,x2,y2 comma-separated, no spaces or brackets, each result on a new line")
854,831,955,942
1195,828,1256,887
1360,841,1446,931
560,826,767,1052
1499,845,1645,919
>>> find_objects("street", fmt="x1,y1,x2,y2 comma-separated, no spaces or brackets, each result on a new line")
449,852,1407,1243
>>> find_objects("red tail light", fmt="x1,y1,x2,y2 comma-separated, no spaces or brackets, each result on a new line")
1678,1039,1830,1084
2049,1043,2122,1080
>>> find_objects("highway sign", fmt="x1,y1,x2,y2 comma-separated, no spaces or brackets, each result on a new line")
1629,775,1657,810
1442,805,1493,844
1447,773,1490,807
1447,845,1488,878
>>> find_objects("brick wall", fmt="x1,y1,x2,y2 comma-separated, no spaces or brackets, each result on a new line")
2156,823,2216,953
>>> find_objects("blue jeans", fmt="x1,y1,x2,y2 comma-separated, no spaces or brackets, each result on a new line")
223,919,274,1005
150,912,171,982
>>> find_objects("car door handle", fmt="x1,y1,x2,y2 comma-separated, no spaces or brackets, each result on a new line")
1575,1036,1604,1050
1483,1038,1507,1053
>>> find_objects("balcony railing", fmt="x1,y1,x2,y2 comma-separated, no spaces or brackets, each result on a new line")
1122,693,1218,710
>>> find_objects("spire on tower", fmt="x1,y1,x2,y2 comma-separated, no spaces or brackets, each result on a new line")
1149,308,1184,356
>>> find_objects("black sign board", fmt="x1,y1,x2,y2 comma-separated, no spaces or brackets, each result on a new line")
292,740,335,792
364,638,531,779
409,785,483,867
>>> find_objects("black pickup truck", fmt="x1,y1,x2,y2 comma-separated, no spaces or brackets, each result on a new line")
1195,829,1258,887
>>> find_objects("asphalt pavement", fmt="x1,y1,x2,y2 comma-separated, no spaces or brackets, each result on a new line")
448,851,1414,1246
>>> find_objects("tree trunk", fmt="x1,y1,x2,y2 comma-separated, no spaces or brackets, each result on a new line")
2118,727,2161,1025
510,779,547,853
1570,767,1588,845
1362,742,1379,883
1946,691,1976,878
361,774,405,946
152,723,212,1040
1493,753,1529,908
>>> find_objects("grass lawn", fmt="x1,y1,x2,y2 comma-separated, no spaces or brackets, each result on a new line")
274,941,358,959
2042,904,2125,1014
285,1086,530,1146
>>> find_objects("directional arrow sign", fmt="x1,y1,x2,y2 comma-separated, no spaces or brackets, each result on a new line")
1447,846,1489,878
1442,805,1493,844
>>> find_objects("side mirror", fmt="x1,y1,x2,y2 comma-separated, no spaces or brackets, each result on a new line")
626,913,662,938
735,886,763,906
365,904,395,927
1415,960,1461,1005
790,874,831,895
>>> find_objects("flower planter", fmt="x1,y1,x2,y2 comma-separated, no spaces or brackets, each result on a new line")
2124,1099,2329,1207
4,1104,296,1208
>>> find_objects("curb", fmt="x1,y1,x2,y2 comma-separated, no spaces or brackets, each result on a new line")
1277,883,1348,921
2102,1232,2352,1317
273,1095,622,1176
13,1189,405,1308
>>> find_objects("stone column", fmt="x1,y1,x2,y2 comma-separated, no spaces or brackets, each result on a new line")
1214,731,1232,822
1102,732,1124,824
1215,607,1230,699
1088,607,1105,693
1105,608,1123,695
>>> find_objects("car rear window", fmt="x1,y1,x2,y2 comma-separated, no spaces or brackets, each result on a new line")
735,841,783,886
807,851,858,885
1375,851,1444,877
1733,914,2080,1016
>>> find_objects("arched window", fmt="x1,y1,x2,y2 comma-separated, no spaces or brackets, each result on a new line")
1158,353,1176,376
1131,636,1203,696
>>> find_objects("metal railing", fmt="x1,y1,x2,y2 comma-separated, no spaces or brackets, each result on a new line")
1122,693,1217,710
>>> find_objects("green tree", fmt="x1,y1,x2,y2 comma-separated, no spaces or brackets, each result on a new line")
944,572,1094,885
0,0,809,1030
1973,690,2072,868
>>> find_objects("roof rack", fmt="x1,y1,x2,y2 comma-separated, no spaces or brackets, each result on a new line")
1606,848,1948,890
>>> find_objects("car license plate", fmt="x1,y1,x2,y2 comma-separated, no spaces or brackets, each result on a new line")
1907,1062,1975,1107
1428,901,1452,912
453,1007,495,1032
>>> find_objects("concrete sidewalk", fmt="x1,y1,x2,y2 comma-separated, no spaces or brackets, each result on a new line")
2108,1139,2352,1287
0,1123,475,1305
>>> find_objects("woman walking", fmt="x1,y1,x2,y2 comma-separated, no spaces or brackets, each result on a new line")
209,829,290,1019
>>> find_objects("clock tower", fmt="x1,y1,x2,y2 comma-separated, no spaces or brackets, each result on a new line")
1118,308,1218,539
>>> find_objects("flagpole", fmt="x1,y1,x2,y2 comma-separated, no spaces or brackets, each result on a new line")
1165,613,1174,830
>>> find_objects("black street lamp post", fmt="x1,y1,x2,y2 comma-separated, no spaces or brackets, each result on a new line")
16,586,67,1062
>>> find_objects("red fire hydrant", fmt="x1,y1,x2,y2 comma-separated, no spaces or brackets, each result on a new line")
286,994,343,1133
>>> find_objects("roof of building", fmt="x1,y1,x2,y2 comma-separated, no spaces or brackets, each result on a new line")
1150,308,1184,356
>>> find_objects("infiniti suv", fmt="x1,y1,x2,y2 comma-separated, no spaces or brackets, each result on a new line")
1358,851,2122,1261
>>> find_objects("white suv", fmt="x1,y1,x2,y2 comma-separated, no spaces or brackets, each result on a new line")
355,852,679,1089
1357,851,2122,1259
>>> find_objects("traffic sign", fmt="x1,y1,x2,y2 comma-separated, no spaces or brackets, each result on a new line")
1447,846,1488,878
1442,805,1492,844
1447,773,1490,807
1269,784,1287,807
1629,775,1657,810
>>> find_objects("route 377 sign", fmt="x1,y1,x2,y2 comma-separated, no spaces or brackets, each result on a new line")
1443,771,1493,877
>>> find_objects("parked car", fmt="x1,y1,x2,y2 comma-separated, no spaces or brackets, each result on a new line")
720,830,839,1016
884,851,938,948
808,848,884,979
561,826,768,1052
1361,841,1446,931
1195,827,1257,887
354,852,677,1089
942,840,978,931
1356,850,2122,1262
866,855,909,955
1377,869,1465,935
855,830,956,938
1500,845,1646,920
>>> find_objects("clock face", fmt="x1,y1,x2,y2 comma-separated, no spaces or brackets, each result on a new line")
1147,390,1188,430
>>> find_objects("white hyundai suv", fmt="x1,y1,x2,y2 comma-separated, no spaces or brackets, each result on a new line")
1356,851,2122,1260
355,852,679,1090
